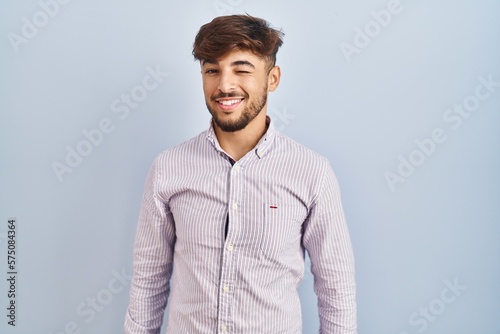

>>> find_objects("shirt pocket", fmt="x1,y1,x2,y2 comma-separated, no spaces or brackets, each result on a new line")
259,203,306,260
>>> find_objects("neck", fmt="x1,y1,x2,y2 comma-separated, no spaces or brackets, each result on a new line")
214,112,268,161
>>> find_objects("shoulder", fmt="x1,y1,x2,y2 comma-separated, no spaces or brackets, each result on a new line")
154,130,209,162
143,131,212,181
269,131,339,206
273,131,331,168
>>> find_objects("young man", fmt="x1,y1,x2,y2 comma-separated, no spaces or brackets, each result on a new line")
125,14,356,334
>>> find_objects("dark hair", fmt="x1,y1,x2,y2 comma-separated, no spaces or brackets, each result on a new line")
193,14,284,69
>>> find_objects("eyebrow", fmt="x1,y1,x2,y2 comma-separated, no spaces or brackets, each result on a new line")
231,60,255,69
202,59,256,69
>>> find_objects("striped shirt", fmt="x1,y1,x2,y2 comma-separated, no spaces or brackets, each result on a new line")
125,117,357,333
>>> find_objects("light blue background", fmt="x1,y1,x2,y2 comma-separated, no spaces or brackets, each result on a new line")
1,0,499,333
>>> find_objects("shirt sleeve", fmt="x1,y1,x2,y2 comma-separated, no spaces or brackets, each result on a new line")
302,159,357,334
125,157,176,334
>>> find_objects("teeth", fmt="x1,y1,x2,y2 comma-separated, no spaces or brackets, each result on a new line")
219,99,242,106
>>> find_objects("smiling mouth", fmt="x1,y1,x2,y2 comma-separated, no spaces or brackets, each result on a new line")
217,98,244,106
215,98,244,110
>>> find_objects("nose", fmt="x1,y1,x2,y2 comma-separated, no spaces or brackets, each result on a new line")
217,71,236,93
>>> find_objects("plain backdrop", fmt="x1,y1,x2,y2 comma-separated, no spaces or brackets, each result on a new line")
1,0,499,333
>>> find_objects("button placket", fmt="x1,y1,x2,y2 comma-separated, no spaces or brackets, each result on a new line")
217,162,243,333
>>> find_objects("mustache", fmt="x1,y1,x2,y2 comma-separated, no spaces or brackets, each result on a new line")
211,92,248,101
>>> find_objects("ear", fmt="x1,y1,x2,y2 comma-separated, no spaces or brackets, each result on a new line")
267,66,281,92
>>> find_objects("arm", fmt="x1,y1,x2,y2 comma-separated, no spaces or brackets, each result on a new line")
302,160,357,334
125,157,176,334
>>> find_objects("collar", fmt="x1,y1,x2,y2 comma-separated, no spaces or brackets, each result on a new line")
206,115,276,160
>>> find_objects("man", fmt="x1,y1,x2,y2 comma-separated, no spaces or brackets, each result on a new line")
125,14,356,334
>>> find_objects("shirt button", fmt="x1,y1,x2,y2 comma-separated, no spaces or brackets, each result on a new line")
221,324,227,332
232,203,238,210
223,285,230,292
234,165,241,172
227,243,234,251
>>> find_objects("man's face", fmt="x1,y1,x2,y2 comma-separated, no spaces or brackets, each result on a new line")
201,50,280,132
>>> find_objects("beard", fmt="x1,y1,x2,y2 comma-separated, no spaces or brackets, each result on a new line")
206,85,268,132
